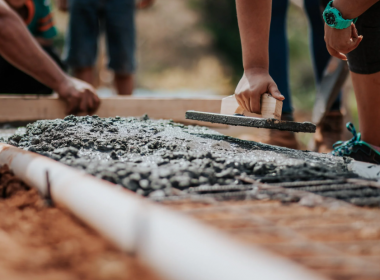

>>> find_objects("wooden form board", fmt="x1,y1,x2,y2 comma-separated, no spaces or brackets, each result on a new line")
0,95,226,127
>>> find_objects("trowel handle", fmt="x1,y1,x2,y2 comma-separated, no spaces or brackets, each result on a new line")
235,105,245,115
220,94,283,120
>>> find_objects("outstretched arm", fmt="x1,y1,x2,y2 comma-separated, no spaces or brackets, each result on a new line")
235,0,284,115
236,0,271,71
0,0,100,114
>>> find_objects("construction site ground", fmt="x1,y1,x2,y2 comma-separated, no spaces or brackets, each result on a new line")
1,116,380,279
162,197,380,280
0,165,160,280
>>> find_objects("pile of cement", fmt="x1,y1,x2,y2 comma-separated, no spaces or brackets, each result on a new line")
6,115,354,198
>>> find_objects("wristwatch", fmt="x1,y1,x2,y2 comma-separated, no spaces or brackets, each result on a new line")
323,0,358,29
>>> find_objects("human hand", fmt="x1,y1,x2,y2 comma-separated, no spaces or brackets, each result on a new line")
235,68,284,114
324,22,363,60
57,77,101,115
136,0,155,9
57,0,68,11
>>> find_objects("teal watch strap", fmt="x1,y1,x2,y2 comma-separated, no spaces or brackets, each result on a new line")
323,0,358,30
335,18,353,29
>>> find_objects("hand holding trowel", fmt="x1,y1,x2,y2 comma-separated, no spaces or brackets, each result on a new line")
186,93,316,133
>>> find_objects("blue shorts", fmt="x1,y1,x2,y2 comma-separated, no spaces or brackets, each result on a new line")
64,0,136,74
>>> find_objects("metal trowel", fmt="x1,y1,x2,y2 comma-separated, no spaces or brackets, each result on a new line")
186,93,316,133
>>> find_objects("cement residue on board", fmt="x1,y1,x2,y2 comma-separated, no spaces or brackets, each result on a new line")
6,115,355,198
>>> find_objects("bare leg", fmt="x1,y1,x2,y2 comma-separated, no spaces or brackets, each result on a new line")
115,73,134,96
74,67,95,86
351,71,380,146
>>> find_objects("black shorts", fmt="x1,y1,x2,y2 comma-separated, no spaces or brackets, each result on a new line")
0,46,66,94
346,2,380,74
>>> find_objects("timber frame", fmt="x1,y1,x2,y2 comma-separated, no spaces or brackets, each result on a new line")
0,95,226,127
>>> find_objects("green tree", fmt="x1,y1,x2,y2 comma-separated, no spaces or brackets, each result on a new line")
195,0,243,79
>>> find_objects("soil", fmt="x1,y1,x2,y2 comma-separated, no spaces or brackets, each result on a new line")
163,198,380,280
6,115,355,199
0,165,161,280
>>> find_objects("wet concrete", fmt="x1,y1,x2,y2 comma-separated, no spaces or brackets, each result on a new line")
186,111,316,133
5,115,355,198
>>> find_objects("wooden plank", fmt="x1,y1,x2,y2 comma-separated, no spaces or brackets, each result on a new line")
0,95,226,127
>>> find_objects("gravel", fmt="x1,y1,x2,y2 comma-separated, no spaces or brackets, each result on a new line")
6,115,355,198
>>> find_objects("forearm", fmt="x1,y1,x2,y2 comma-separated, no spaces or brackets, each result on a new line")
333,0,379,19
0,1,68,92
236,0,271,71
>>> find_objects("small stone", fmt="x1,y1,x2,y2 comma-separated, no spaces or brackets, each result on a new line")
31,137,40,145
149,190,165,199
28,146,37,152
110,151,118,159
136,189,145,196
139,179,150,189
121,178,139,191
199,176,209,184
129,173,141,181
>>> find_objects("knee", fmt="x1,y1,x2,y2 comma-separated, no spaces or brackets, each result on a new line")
115,73,133,79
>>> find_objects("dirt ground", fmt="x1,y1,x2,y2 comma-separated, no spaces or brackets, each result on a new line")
163,198,380,280
0,165,161,280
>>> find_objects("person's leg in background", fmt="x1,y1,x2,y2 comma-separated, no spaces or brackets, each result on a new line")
304,0,344,153
114,73,134,96
105,0,135,95
332,2,380,163
351,72,380,147
269,0,292,115
265,0,300,149
64,0,99,87
74,67,95,86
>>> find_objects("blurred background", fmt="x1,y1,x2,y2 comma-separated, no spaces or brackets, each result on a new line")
52,0,358,147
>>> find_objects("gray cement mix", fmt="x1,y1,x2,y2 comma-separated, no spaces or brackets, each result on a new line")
2,115,357,200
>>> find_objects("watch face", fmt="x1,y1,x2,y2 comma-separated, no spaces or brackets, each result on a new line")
325,12,336,25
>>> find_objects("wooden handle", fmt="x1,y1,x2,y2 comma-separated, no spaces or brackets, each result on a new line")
220,94,283,120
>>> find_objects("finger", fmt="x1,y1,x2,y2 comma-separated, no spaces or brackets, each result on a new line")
249,93,259,114
251,92,262,115
93,94,101,112
87,93,94,111
351,23,358,39
350,35,363,52
235,94,247,112
346,23,362,52
66,100,78,115
63,96,75,115
88,93,100,115
327,45,347,60
345,34,363,53
241,92,253,112
79,93,88,113
268,83,284,101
